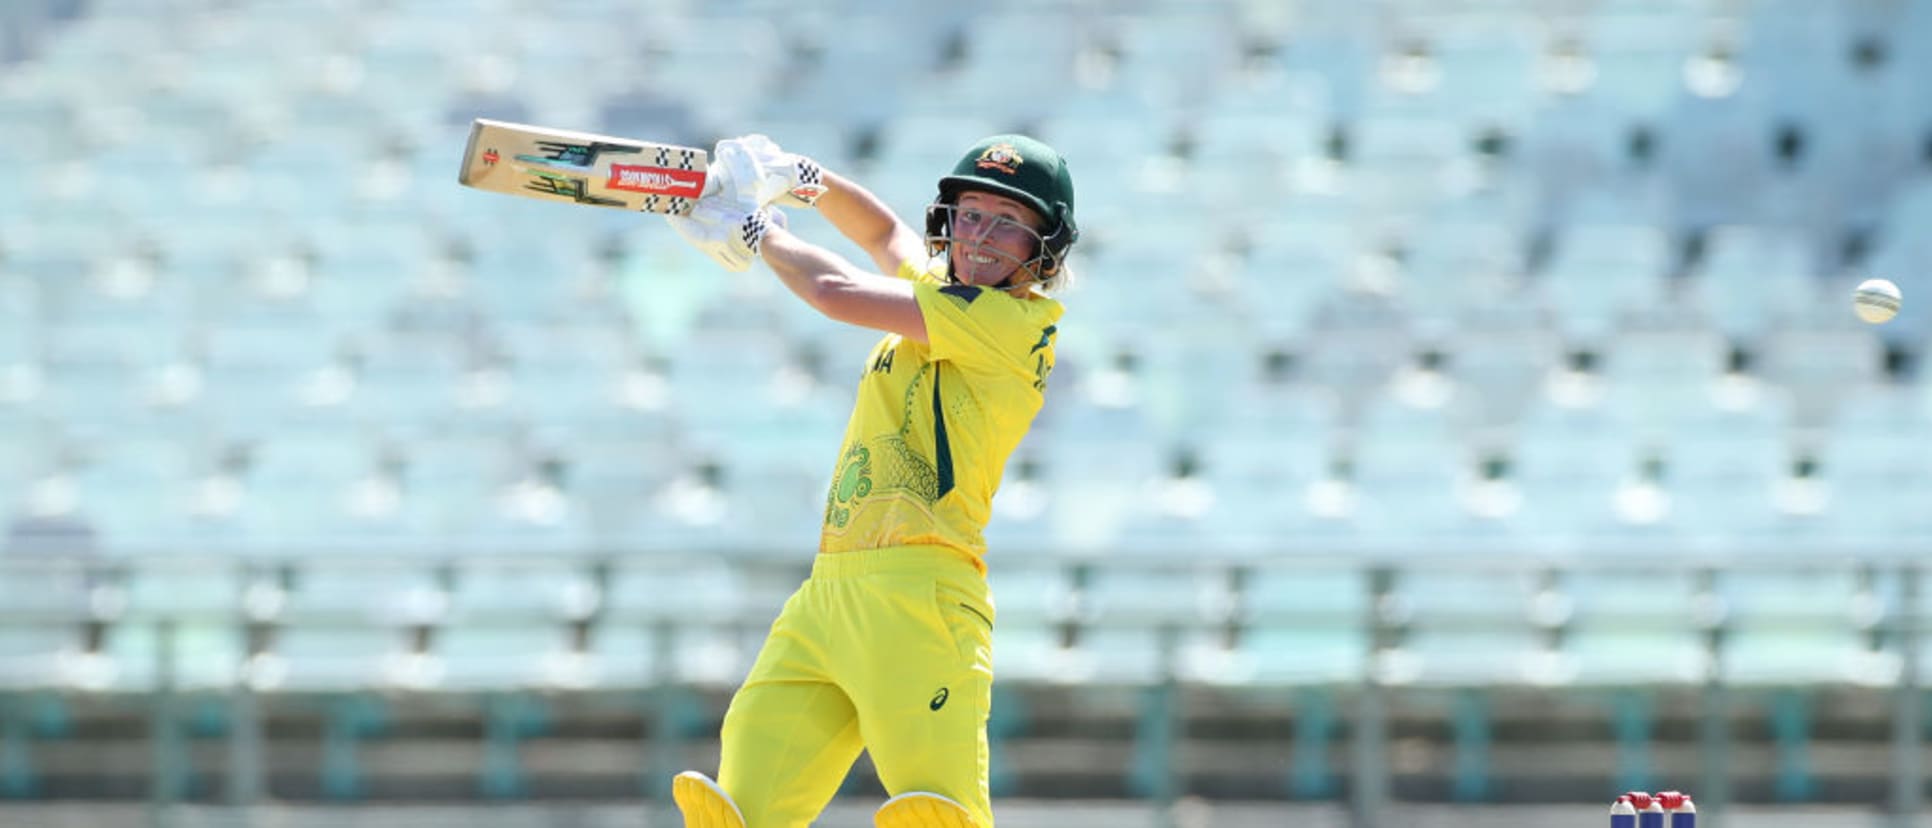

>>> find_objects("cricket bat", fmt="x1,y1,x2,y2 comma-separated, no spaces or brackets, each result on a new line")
457,118,716,215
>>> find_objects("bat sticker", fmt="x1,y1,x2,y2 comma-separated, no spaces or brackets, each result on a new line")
605,164,707,196
514,140,643,170
521,168,627,207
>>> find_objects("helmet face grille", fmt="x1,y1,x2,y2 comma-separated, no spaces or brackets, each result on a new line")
924,203,1071,290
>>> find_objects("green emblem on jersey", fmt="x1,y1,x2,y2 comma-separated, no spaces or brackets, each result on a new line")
825,445,874,528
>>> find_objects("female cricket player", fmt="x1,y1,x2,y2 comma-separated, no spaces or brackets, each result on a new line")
662,132,1079,828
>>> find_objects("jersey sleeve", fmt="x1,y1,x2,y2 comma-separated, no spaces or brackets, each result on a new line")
894,260,940,284
913,282,1058,377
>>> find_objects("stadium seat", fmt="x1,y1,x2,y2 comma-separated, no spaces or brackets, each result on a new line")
120,560,246,621
1423,34,1540,131
1294,313,1416,403
264,623,416,692
446,561,598,625
1036,107,1170,166
1687,224,1819,338
1662,401,1794,545
1599,325,1732,427
1757,325,1886,423
1557,568,1712,686
1723,625,1891,687
0,95,71,168
603,560,746,627
0,623,84,691
1561,626,1709,687
1353,114,1473,197
0,284,35,368
1385,627,1550,687
991,620,1068,685
281,562,447,627
96,619,246,692
1071,627,1169,686
1382,566,1555,686
1037,430,1168,554
1511,401,1645,547
1106,10,1244,112
1445,323,1559,426
238,432,382,550
69,438,205,551
1186,107,1323,207
433,623,576,691
561,436,683,528
1814,391,1932,542
1083,566,1229,630
1279,30,1374,122
583,623,659,689
1401,219,1531,326
1210,625,1368,687
1385,569,1546,629
759,13,927,125
1192,389,1340,549
926,16,1081,122
1240,566,1371,627
1197,563,1374,684
1350,390,1494,545
32,360,154,437
1660,92,1776,228
1519,93,1645,215
643,16,785,124
0,418,47,509
986,564,1073,626
446,477,595,557
0,560,95,623
1538,222,1671,341
1581,17,1699,124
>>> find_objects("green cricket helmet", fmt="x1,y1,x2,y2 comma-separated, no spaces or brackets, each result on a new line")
925,134,1079,286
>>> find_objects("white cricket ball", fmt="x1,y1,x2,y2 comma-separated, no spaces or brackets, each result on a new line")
1853,278,1901,324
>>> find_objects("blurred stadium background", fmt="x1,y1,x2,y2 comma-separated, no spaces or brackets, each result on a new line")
3,0,1932,826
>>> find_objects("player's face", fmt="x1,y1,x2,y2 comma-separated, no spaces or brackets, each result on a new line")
949,191,1046,287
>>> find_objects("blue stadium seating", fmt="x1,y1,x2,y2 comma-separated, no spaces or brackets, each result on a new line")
434,622,575,691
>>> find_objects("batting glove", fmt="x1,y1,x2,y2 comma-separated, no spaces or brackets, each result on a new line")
668,199,784,273
714,134,826,209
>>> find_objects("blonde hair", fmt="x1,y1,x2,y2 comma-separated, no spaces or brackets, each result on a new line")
1036,260,1074,294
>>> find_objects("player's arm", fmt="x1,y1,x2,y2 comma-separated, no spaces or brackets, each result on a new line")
707,135,924,277
812,170,928,278
759,225,929,344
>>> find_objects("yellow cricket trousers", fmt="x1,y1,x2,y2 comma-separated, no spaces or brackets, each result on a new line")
716,545,996,828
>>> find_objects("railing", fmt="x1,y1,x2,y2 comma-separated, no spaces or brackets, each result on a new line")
0,551,1923,828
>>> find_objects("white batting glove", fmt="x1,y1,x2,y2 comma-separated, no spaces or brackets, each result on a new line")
714,134,826,209
667,199,784,273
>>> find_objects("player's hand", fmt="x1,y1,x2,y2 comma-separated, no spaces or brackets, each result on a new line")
667,199,784,273
714,134,826,209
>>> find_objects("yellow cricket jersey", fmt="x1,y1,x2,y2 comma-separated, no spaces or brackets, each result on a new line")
819,261,1063,572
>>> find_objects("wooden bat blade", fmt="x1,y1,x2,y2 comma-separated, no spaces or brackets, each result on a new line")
458,118,711,215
